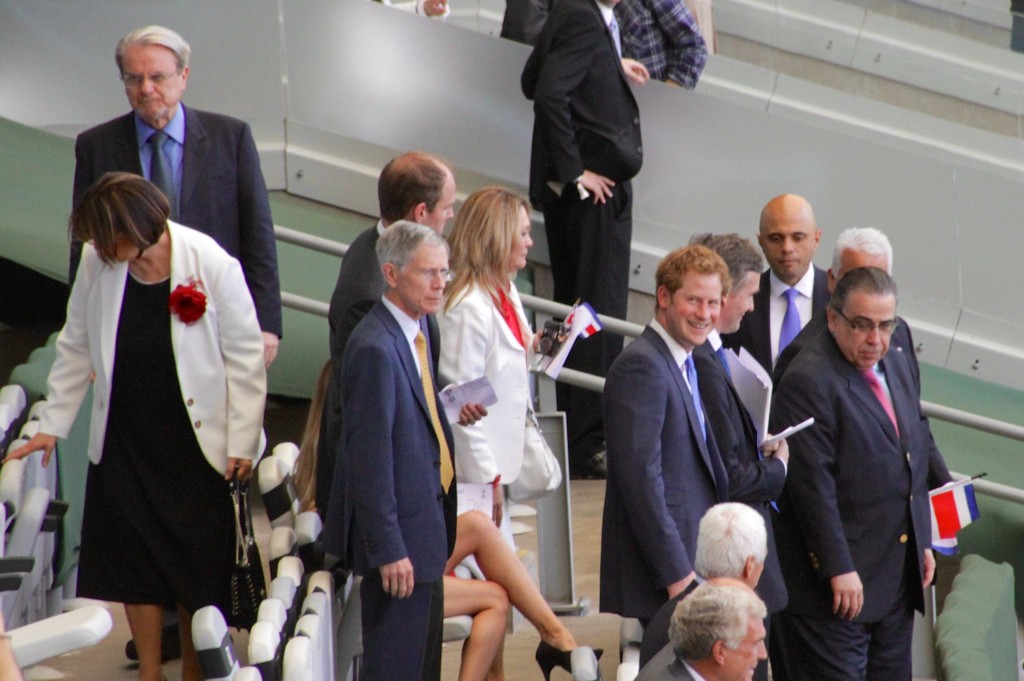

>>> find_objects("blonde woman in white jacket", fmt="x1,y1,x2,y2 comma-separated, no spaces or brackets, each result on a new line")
439,187,595,681
439,187,539,537
9,173,266,681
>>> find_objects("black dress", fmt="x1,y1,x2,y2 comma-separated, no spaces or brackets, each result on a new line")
77,273,234,614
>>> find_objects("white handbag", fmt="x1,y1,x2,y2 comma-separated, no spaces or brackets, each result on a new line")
507,408,563,502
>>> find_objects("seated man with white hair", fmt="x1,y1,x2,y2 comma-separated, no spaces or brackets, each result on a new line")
661,581,768,681
638,502,767,674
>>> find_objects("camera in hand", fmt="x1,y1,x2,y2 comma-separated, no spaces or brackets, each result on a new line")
537,319,569,357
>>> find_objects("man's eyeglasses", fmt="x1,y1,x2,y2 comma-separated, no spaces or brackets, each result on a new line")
121,71,180,88
415,268,455,283
833,309,899,335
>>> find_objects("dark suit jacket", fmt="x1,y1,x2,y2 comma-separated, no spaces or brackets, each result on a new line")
600,327,728,621
772,315,952,489
635,646,695,681
721,266,829,374
72,106,282,336
693,343,787,615
316,224,441,514
521,0,643,206
322,302,456,577
771,330,940,621
639,579,699,668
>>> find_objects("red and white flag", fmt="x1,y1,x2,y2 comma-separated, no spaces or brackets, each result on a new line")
566,302,602,339
929,479,980,555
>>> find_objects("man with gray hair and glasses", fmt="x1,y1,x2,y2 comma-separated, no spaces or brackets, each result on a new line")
323,221,457,681
658,581,768,681
72,24,281,366
771,267,944,680
772,227,951,492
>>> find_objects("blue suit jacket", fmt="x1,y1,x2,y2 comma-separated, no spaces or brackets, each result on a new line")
315,223,442,514
693,342,787,614
771,330,939,621
721,266,829,375
71,106,282,336
600,327,728,620
322,301,456,580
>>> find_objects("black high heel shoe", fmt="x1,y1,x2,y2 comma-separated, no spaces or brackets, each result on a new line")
535,641,604,681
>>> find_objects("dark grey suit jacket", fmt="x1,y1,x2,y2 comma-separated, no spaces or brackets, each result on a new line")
721,266,829,374
600,327,728,621
771,330,939,621
71,106,281,336
772,314,952,490
635,646,695,681
693,343,787,615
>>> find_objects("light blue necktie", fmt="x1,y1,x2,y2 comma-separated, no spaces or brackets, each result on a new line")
148,129,178,220
778,287,801,354
608,16,622,58
715,346,732,379
684,355,706,442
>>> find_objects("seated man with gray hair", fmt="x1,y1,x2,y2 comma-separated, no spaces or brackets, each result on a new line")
639,502,768,672
664,581,768,681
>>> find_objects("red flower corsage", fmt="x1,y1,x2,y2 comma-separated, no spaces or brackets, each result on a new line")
168,278,207,324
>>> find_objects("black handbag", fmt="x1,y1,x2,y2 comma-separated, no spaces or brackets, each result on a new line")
227,473,266,630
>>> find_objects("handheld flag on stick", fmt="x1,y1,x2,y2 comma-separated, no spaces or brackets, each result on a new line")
538,301,603,378
929,474,983,555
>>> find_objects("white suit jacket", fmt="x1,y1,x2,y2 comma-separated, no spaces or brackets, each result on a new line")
39,221,267,473
438,282,534,484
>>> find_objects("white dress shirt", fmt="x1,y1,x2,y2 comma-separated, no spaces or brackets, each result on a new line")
768,267,816,367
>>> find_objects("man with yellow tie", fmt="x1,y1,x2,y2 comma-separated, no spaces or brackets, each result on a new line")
323,221,456,681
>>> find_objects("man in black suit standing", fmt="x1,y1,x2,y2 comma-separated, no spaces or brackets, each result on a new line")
771,267,942,680
522,0,649,478
71,25,281,366
689,233,787,681
316,151,456,515
722,194,827,375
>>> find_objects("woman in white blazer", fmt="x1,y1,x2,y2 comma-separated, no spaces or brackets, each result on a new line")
440,187,599,681
9,173,266,681
439,187,539,532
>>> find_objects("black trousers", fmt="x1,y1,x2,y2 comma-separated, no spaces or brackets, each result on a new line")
773,596,915,681
542,181,632,467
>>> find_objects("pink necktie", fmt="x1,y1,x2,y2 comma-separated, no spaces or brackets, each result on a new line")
861,368,898,435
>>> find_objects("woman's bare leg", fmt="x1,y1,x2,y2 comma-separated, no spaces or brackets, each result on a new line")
123,604,163,681
447,511,577,651
444,576,508,681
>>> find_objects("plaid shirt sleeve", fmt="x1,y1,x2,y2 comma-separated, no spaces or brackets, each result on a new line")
617,0,707,88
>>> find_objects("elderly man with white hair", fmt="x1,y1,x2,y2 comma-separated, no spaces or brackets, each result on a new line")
662,581,768,681
637,503,768,677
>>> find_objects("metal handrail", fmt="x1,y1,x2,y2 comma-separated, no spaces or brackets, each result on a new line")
274,226,1024,498
276,225,349,258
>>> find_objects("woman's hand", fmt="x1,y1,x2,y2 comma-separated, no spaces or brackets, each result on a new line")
226,457,254,482
6,433,57,467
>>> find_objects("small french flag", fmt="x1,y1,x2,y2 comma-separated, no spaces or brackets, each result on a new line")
929,479,981,555
568,302,602,339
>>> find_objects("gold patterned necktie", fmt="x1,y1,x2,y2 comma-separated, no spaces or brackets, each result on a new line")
415,331,454,493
